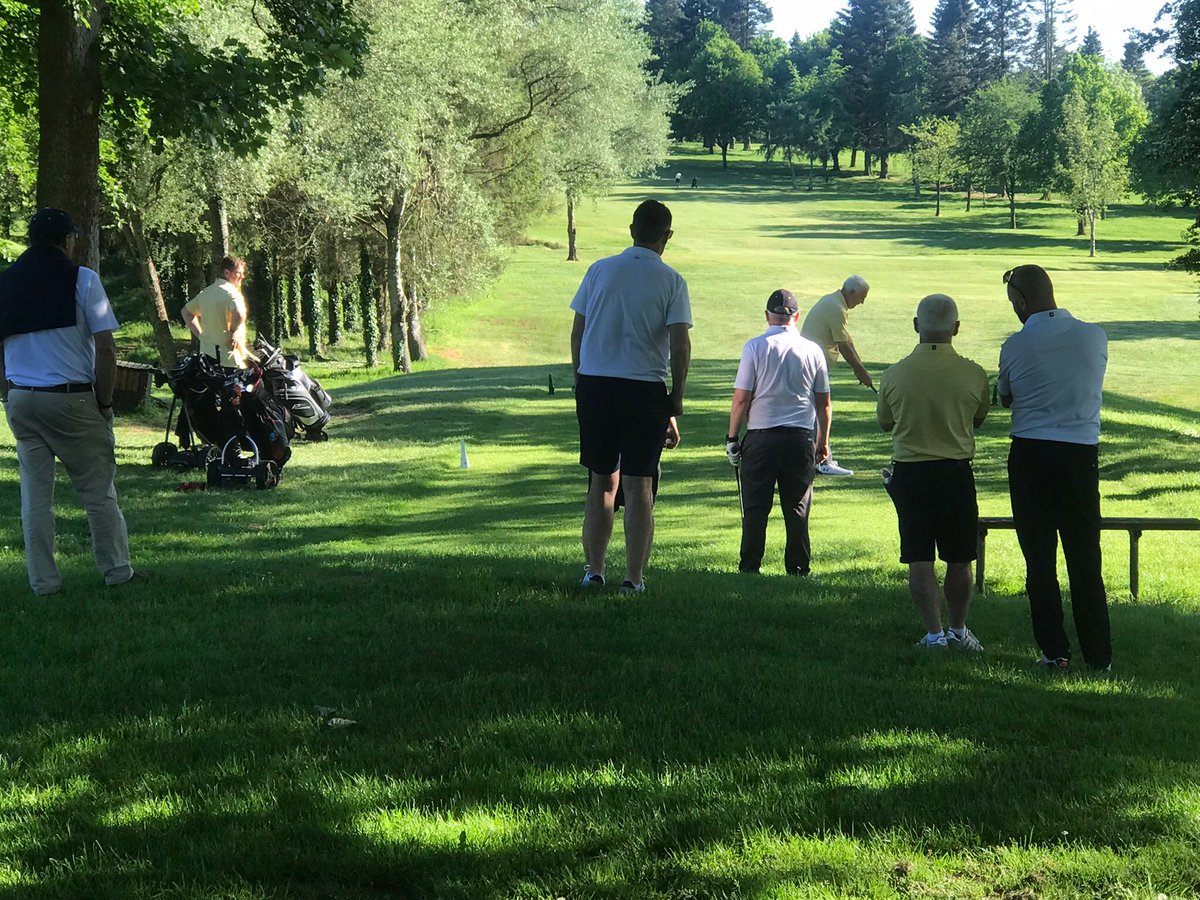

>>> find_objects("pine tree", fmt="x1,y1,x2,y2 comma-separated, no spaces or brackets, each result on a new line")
1031,0,1076,81
1080,25,1103,58
973,0,1033,83
930,0,976,117
832,0,919,177
717,0,772,50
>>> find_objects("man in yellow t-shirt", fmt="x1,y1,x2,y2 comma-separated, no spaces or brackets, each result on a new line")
801,274,871,475
182,256,249,368
878,293,990,652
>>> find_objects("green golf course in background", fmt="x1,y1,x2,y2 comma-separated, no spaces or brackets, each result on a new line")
0,147,1198,898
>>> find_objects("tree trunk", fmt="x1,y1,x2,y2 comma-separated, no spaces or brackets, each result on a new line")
38,0,103,269
327,280,341,346
863,151,872,176
358,246,378,368
341,279,358,332
300,258,322,357
879,152,889,179
1076,214,1086,236
246,249,272,343
807,156,815,192
406,282,427,362
207,193,229,278
119,214,178,370
849,147,857,169
286,270,302,337
935,182,942,217
566,194,578,261
1008,188,1017,229
965,177,972,212
721,141,729,168
1100,206,1107,221
789,160,796,190
741,136,750,151
1089,210,1097,257
180,233,205,298
384,197,412,374
271,254,285,344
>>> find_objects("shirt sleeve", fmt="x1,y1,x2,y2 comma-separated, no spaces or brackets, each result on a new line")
833,306,850,344
665,275,692,328
733,343,757,392
813,354,829,393
975,367,990,422
569,266,593,316
996,340,1011,396
78,269,119,334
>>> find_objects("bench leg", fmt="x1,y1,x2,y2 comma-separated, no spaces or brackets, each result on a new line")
1129,530,1142,600
976,528,987,596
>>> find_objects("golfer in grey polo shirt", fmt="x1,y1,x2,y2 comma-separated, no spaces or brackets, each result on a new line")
726,289,830,576
998,264,1110,672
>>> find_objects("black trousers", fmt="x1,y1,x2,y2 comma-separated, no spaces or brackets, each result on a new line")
1008,437,1111,668
738,427,816,574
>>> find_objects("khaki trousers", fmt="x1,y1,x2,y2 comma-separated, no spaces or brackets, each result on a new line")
5,390,132,593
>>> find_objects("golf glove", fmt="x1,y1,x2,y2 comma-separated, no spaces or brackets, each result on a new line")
725,437,742,468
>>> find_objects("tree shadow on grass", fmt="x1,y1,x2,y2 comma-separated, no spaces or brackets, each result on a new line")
0,363,1198,895
1095,319,1200,342
0,547,1198,897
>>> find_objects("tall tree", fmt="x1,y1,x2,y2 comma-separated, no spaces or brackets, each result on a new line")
1120,35,1155,98
1032,0,1076,82
973,0,1033,83
929,0,977,117
958,78,1038,227
717,0,773,49
1060,90,1127,255
678,21,764,167
901,116,961,214
1080,25,1103,58
833,0,922,177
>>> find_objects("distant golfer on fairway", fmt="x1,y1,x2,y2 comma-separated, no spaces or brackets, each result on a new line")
878,294,990,650
570,199,692,594
726,289,829,577
801,275,872,476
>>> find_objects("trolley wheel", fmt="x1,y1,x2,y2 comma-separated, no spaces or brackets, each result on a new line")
206,460,222,488
255,460,280,490
151,442,178,467
307,429,329,443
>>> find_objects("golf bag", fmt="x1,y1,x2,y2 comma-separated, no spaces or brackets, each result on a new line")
253,337,333,441
154,353,291,489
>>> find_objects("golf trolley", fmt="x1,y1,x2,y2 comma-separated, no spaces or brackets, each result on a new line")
153,353,291,490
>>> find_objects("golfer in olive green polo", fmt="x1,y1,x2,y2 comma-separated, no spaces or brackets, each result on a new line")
878,294,990,651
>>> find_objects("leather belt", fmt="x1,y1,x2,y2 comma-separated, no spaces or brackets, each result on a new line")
6,381,94,394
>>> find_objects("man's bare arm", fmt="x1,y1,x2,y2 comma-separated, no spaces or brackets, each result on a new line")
727,388,753,438
837,339,873,388
570,313,585,383
668,323,691,416
814,391,831,461
94,330,117,418
182,307,202,340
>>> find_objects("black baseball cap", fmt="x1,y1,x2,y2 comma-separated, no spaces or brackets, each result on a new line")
766,288,799,315
28,208,79,243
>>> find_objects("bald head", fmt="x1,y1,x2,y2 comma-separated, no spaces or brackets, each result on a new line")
1004,264,1056,323
914,293,959,342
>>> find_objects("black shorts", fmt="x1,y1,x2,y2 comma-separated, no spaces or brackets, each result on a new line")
885,459,978,564
576,374,669,477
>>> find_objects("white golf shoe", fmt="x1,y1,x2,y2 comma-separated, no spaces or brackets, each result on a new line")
817,458,854,476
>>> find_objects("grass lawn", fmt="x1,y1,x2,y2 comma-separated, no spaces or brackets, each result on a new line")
0,146,1198,898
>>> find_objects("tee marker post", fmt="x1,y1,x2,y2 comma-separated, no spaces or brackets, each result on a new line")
459,438,470,469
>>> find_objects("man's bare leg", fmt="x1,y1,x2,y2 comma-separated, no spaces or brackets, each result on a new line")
944,561,973,630
908,562,944,634
621,475,655,586
583,471,619,578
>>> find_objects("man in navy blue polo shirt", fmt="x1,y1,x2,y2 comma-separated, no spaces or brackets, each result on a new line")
999,264,1109,672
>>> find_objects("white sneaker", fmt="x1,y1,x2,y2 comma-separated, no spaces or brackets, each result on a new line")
946,628,984,652
817,458,854,476
579,566,605,589
916,633,948,649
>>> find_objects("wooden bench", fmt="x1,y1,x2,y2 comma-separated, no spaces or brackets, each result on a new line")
976,516,1200,599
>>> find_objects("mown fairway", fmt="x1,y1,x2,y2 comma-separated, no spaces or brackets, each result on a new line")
1,147,1198,898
